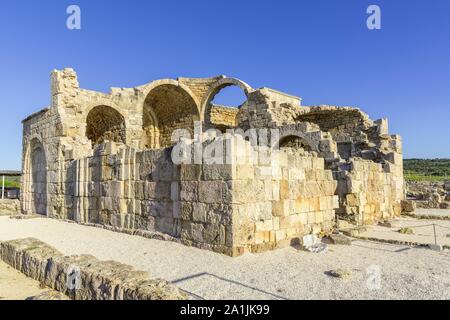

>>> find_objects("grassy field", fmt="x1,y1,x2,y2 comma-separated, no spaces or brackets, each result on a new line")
1,176,20,188
404,159,450,182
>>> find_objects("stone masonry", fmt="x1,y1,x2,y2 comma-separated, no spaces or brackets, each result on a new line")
20,68,404,256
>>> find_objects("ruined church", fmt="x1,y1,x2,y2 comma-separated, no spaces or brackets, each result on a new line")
21,68,404,256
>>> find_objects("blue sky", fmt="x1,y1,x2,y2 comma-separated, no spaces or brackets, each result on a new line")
0,0,449,170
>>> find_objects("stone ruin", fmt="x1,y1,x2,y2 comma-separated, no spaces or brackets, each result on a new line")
20,68,404,256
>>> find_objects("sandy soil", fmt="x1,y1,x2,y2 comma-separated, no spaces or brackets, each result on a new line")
0,260,50,300
0,216,449,300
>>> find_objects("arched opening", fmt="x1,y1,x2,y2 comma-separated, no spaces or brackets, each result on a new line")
204,83,249,132
29,138,47,215
86,105,126,147
207,85,248,132
279,135,312,151
142,84,199,148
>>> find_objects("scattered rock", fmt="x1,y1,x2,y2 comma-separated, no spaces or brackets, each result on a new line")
10,214,42,220
445,194,450,202
399,227,414,235
0,199,20,216
439,202,450,209
326,269,352,280
401,200,416,213
27,291,70,300
336,220,355,230
444,180,450,192
327,234,352,245
378,221,393,228
428,244,443,252
429,192,442,209
341,226,368,237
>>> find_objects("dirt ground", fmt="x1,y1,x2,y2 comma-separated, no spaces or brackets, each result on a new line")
0,215,449,300
0,260,51,300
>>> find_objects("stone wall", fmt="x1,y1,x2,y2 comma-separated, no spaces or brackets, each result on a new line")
336,159,403,224
209,104,239,130
0,238,187,300
230,149,338,254
47,137,338,256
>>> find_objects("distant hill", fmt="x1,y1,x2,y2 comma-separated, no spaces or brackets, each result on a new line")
404,158,450,182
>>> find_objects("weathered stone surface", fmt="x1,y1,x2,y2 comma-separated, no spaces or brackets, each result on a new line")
326,269,352,279
0,199,20,216
27,290,70,300
401,200,416,213
444,180,450,192
327,234,352,245
398,227,414,235
439,202,450,209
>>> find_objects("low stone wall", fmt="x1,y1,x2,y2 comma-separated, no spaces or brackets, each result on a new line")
0,238,187,300
0,199,20,215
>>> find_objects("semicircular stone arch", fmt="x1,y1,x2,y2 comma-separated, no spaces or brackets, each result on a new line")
85,105,126,147
23,137,47,215
142,83,200,148
200,78,253,128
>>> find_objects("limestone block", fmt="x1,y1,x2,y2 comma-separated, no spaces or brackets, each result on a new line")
198,181,225,204
180,202,192,220
180,164,201,181
235,165,255,180
202,223,222,244
275,230,286,241
180,181,198,201
272,200,295,217
307,211,316,224
295,197,310,213
170,182,179,201
202,164,233,180
192,202,208,222
255,220,273,232
308,197,320,212
180,221,204,243
288,168,305,180
231,180,265,203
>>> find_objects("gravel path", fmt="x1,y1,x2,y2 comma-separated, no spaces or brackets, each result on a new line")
359,217,450,247
0,216,449,300
415,209,450,218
